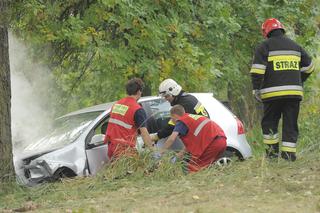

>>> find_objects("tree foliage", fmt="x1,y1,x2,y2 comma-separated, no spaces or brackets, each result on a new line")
10,0,320,120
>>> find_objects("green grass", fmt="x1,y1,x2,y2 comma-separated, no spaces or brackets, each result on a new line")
1,150,319,213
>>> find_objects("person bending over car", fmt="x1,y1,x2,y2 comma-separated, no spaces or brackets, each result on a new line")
104,78,153,160
160,105,227,172
150,79,208,142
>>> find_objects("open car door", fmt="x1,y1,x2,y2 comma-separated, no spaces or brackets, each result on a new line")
85,118,109,175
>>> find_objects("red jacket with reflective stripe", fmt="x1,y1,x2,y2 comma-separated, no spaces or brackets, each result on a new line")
179,113,226,157
105,97,142,147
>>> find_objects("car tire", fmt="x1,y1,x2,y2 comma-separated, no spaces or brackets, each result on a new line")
52,167,76,181
215,149,242,166
215,156,232,166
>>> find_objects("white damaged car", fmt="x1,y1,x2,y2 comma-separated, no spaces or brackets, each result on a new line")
14,93,252,185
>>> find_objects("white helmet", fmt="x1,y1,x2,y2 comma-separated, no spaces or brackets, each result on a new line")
158,79,182,97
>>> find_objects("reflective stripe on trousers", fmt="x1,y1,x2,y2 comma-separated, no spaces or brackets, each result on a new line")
281,141,297,153
263,133,279,145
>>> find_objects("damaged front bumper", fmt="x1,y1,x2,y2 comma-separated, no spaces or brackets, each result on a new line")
17,160,55,186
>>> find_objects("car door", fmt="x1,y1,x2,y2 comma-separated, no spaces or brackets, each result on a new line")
85,116,109,175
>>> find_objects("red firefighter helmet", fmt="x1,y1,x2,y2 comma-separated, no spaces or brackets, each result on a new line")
261,18,285,38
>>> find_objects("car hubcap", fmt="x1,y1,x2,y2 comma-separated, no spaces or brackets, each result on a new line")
215,157,232,166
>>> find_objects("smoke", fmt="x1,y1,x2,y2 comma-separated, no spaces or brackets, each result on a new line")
9,33,55,155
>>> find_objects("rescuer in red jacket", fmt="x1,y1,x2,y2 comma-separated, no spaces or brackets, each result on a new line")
105,78,153,160
160,105,227,172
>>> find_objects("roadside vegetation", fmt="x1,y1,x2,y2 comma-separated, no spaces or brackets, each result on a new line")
1,1,319,212
1,94,319,212
0,147,319,212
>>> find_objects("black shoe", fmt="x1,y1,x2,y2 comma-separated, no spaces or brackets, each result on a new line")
265,150,279,159
281,152,296,161
265,144,279,159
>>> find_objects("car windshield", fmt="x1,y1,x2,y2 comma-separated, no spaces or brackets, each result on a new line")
149,99,171,119
24,111,103,152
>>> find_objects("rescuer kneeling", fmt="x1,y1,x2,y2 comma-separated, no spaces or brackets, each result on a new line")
160,105,227,173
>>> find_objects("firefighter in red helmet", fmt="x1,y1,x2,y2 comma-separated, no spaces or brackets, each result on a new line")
250,18,315,161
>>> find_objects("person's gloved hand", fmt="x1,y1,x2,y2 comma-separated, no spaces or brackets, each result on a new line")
253,89,262,103
153,152,162,160
150,133,159,142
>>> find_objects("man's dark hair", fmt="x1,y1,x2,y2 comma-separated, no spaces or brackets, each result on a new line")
170,104,185,116
126,78,145,95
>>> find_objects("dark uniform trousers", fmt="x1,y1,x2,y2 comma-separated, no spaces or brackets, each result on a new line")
262,99,300,153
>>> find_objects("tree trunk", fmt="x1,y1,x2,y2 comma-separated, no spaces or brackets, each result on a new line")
0,0,14,181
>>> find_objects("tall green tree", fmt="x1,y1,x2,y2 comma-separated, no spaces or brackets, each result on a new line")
10,0,320,123
0,0,14,181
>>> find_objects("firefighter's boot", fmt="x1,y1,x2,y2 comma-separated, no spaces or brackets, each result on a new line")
281,151,296,161
265,144,279,159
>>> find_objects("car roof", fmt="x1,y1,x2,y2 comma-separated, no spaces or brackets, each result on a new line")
58,93,213,118
58,102,114,118
58,96,159,118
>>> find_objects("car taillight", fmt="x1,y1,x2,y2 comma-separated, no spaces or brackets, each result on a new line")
236,118,245,135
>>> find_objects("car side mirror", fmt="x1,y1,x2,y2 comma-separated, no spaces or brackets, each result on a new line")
89,134,105,146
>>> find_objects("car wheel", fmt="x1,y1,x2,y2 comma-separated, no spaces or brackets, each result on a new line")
215,149,242,166
52,167,76,181
215,156,232,166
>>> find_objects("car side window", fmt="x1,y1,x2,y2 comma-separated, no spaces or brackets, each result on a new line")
86,116,109,148
141,99,171,133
